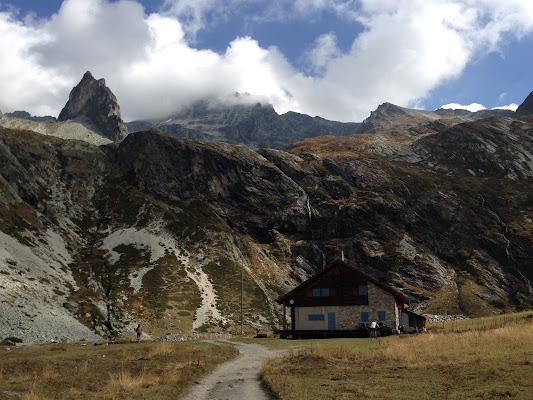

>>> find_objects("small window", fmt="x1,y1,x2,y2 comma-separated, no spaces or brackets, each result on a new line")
359,285,368,296
378,311,386,321
361,311,369,322
312,288,330,297
308,314,325,321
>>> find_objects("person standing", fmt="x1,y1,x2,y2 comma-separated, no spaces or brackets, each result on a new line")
135,323,142,343
370,320,379,339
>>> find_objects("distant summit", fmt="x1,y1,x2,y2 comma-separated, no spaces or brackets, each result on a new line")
127,100,360,150
5,110,57,123
58,71,127,141
515,91,533,117
356,102,440,133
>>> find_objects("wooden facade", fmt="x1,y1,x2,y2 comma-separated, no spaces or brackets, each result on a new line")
276,259,425,338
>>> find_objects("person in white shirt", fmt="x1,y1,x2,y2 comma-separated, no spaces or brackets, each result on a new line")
370,320,379,338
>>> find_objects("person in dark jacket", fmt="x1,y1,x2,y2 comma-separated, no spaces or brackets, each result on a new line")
135,323,142,343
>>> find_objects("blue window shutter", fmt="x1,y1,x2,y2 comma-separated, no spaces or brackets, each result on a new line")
322,288,330,297
378,311,386,321
328,312,336,330
308,314,325,321
312,288,320,297
359,285,368,295
361,311,369,322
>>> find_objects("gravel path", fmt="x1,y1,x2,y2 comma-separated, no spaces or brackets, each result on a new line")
181,340,284,400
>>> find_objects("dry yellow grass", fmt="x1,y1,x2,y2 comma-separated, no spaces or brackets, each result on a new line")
263,315,533,399
0,341,238,400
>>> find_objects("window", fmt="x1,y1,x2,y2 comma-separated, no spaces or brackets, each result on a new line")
361,311,369,322
312,288,330,297
308,314,325,321
378,311,386,321
359,284,368,296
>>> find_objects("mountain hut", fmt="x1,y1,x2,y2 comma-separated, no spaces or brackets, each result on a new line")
275,259,425,338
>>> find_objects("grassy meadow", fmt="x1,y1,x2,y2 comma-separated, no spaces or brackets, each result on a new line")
0,341,237,400
1,312,532,399
262,312,533,400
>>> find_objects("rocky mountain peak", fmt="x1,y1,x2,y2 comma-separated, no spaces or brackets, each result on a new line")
374,102,406,114
515,91,533,117
357,102,440,133
58,71,128,141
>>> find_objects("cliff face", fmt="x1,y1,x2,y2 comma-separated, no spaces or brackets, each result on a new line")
1,109,532,343
127,101,360,150
127,99,516,150
515,91,533,117
58,71,128,141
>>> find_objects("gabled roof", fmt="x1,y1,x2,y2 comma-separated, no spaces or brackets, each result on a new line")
277,259,410,305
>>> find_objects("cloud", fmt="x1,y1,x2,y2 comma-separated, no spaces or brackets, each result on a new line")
492,103,519,111
160,0,252,39
440,102,519,112
33,0,151,75
117,16,296,119
1,0,533,122
0,11,71,116
440,103,487,112
303,32,341,74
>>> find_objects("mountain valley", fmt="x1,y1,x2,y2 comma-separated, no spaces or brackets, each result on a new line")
0,73,532,343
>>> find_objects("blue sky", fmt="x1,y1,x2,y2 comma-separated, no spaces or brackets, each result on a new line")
1,0,532,122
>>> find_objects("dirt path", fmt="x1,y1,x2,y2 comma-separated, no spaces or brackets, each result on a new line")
181,340,285,400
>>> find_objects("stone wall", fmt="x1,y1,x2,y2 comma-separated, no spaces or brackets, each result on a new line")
295,282,399,330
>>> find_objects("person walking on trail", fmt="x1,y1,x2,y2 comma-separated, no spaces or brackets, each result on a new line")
135,323,142,343
370,320,379,339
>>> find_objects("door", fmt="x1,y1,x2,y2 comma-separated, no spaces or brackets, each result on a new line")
328,312,336,330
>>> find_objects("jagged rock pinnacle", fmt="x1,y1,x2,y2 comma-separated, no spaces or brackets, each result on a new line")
58,71,128,141
515,91,533,117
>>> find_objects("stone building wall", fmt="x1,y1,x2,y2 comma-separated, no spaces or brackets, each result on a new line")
294,282,399,330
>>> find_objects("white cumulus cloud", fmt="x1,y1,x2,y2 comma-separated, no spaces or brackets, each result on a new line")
440,103,487,112
0,0,532,122
492,103,519,111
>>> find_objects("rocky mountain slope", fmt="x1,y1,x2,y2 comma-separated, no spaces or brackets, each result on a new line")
515,91,533,117
127,100,360,150
127,100,515,150
1,110,533,343
0,113,112,146
354,102,515,133
0,75,532,343
3,110,57,123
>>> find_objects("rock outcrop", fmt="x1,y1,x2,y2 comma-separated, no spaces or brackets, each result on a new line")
58,71,128,141
127,99,515,149
127,100,360,150
515,91,533,117
355,102,441,133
